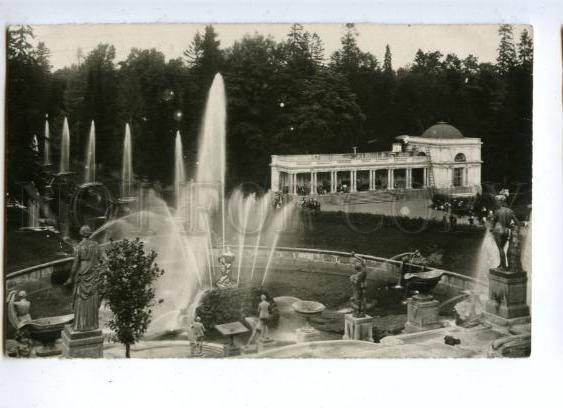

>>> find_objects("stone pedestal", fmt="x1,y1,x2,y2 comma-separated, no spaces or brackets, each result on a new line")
296,326,324,343
223,343,240,357
343,314,375,342
35,339,63,357
257,337,278,353
484,268,530,327
61,325,103,358
404,294,442,333
240,344,258,355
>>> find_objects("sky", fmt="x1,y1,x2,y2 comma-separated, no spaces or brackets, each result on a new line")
29,23,531,71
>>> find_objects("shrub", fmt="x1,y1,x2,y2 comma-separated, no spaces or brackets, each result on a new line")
195,286,280,331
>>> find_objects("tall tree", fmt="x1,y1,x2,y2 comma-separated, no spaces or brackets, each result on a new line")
6,25,54,194
383,44,393,75
331,23,378,72
80,44,119,169
517,29,533,67
496,25,517,75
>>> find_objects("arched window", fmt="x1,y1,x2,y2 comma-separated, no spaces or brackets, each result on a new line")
454,153,466,162
416,152,427,157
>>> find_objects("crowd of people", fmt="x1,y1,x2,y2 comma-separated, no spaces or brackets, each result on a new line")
272,192,321,212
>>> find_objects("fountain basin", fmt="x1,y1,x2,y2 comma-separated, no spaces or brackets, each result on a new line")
19,314,74,356
403,269,444,294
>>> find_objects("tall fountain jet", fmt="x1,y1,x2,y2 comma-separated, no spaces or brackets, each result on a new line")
44,116,51,166
174,130,186,211
85,120,96,183
60,117,70,174
121,123,133,198
195,73,227,247
32,135,39,153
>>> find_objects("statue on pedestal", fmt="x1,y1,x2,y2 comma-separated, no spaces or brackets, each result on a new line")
257,294,271,340
216,246,237,289
490,196,520,270
245,295,271,346
349,252,367,318
190,316,205,356
64,225,102,331
507,224,524,273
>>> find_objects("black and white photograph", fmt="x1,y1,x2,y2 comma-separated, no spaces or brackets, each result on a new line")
3,22,535,359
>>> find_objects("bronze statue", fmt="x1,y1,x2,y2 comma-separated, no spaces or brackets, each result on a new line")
350,252,367,317
490,196,519,270
64,225,102,331
507,224,524,273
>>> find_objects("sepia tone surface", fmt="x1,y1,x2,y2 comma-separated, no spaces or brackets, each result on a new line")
4,23,532,359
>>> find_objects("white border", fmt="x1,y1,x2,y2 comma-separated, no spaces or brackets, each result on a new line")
1,1,562,408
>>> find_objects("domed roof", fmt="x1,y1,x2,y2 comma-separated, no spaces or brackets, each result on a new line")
421,122,464,139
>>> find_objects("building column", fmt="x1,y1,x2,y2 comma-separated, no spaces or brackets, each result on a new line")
423,168,427,187
291,173,297,195
406,168,412,189
465,165,468,187
388,169,394,190
350,170,356,192
288,173,292,194
310,172,316,195
271,168,280,192
369,170,374,191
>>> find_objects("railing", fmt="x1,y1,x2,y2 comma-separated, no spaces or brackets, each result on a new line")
434,186,475,195
272,152,429,167
7,245,483,291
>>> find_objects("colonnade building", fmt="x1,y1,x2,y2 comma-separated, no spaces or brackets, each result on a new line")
270,122,482,197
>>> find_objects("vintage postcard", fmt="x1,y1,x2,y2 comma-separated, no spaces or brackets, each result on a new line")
3,23,532,359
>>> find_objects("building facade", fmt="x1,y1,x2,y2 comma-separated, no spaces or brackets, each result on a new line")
270,122,482,197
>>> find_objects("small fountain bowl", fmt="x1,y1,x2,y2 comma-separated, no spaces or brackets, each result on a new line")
22,314,74,343
292,300,325,316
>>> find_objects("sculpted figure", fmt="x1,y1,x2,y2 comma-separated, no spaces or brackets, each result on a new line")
7,290,32,329
190,316,205,355
64,225,102,331
216,246,236,288
350,252,367,317
257,294,271,340
507,224,524,273
490,197,519,270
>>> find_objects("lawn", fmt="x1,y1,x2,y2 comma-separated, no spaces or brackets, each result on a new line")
4,229,74,274
277,211,485,276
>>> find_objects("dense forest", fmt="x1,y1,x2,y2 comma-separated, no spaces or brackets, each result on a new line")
5,24,532,196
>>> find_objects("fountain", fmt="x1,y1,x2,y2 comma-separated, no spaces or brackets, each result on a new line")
32,134,39,154
472,229,499,292
174,130,186,212
44,116,52,166
262,203,298,286
121,123,133,199
81,73,298,336
85,120,96,183
292,300,326,343
229,190,255,285
195,73,227,247
59,117,70,175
